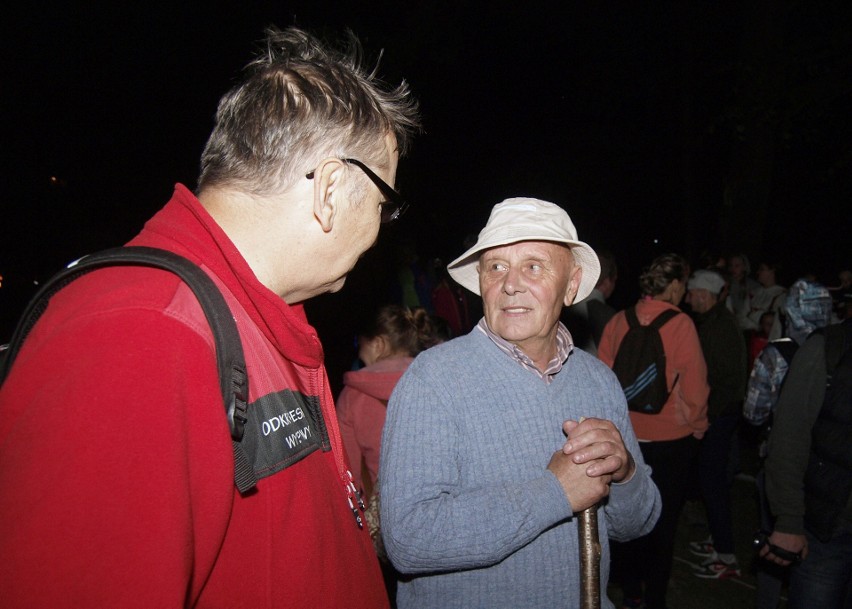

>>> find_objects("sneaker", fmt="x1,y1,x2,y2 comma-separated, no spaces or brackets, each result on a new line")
692,557,741,579
688,536,715,558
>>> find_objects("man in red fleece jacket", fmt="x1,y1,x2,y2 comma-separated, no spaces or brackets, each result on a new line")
0,25,419,609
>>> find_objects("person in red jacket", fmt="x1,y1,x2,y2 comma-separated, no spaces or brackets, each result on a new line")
0,26,420,609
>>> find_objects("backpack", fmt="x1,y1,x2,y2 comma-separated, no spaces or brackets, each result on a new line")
611,307,680,414
0,246,257,493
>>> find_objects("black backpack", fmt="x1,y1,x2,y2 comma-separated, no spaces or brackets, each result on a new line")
611,307,680,414
0,246,257,493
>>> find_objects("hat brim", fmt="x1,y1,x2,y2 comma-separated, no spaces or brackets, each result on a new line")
447,237,601,303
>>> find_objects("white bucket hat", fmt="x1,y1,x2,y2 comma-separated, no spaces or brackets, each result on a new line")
447,198,601,302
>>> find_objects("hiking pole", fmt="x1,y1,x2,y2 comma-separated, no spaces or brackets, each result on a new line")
577,416,601,609
578,504,601,609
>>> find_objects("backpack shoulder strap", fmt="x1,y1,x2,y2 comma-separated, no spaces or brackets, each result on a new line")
1,246,257,493
625,306,640,328
651,308,681,390
650,308,680,330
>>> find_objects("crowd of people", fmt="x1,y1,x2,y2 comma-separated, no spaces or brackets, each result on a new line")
591,253,851,609
334,246,851,609
0,22,849,609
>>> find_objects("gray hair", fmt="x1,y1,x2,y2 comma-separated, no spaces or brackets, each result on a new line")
198,26,421,197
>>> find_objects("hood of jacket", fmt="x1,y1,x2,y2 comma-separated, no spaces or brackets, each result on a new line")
342,356,414,402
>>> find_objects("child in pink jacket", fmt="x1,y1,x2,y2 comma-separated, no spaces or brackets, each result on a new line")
337,305,446,494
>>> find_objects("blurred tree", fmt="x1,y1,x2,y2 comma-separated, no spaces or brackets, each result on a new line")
716,0,852,262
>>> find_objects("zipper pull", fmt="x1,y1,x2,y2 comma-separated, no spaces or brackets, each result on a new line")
345,470,365,528
348,494,364,529
354,486,366,512
347,470,367,511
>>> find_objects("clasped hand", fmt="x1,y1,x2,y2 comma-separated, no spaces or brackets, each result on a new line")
547,418,635,513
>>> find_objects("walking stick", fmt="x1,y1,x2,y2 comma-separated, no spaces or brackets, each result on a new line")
578,504,601,609
577,416,602,609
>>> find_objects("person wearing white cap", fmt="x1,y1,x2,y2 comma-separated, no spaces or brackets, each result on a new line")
684,269,748,581
379,198,661,609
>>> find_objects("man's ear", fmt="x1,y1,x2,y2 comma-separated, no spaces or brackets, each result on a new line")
563,265,583,306
312,158,347,233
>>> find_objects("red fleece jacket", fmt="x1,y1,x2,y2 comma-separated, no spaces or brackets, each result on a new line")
0,185,388,609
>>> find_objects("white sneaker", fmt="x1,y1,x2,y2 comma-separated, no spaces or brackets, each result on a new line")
688,536,715,558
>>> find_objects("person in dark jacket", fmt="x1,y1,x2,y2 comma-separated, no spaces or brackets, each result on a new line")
685,269,748,579
763,318,852,609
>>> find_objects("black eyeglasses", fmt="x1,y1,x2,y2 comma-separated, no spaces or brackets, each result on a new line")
306,158,408,224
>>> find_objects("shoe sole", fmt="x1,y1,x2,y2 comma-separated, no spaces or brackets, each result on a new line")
693,570,741,580
687,558,741,579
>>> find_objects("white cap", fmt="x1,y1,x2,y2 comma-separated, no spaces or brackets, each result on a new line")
687,269,726,295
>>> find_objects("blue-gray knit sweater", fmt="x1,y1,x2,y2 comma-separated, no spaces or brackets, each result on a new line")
380,328,661,609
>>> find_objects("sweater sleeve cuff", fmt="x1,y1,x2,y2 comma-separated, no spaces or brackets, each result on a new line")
612,453,636,486
542,471,577,520
607,461,655,505
773,515,805,535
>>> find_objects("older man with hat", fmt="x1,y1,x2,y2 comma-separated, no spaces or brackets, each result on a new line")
379,198,661,609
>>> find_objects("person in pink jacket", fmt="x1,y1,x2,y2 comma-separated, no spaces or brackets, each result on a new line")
337,305,445,603
338,305,445,495
599,253,710,609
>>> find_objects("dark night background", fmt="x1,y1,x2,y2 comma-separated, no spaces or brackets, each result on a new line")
2,2,850,386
